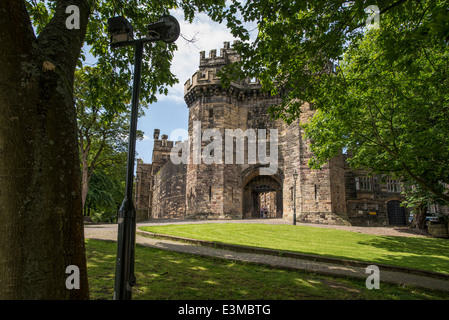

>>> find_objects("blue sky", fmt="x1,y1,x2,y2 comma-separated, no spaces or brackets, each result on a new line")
135,9,243,163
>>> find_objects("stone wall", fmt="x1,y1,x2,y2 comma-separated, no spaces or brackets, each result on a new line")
344,166,405,226
135,159,152,221
152,161,187,219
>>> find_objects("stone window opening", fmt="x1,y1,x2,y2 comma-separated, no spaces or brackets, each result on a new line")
355,176,371,191
387,179,402,193
209,186,212,202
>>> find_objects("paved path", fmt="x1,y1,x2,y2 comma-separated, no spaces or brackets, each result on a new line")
84,219,449,292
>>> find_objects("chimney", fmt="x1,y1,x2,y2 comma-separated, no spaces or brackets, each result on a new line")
153,129,160,140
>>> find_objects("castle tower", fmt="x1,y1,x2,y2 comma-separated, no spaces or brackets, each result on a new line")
183,41,348,223
184,42,287,219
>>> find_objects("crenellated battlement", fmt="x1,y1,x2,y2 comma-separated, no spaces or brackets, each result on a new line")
184,41,238,93
184,41,263,105
199,41,241,66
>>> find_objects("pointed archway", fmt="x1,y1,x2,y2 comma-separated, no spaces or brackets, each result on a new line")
242,174,283,218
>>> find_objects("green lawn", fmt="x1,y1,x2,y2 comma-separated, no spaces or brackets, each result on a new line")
139,223,449,274
86,239,449,300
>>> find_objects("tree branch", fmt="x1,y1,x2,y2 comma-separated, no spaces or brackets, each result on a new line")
36,0,91,84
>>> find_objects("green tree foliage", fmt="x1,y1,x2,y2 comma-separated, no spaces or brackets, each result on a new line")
75,66,143,210
85,169,124,222
218,0,449,205
304,28,449,202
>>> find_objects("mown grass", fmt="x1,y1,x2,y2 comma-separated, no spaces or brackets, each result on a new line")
86,239,449,300
139,223,449,274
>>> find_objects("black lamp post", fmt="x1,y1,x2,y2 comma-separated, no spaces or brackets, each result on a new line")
107,15,180,300
293,170,298,225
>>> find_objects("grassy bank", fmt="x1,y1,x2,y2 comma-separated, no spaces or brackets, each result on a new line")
139,223,449,274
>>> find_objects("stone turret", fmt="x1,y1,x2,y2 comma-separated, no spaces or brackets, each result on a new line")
183,41,284,219
151,130,173,175
184,41,262,108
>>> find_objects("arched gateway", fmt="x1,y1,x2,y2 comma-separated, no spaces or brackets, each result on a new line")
242,173,283,219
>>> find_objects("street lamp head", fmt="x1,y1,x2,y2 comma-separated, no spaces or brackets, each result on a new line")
108,15,180,48
293,170,298,181
107,16,134,44
146,15,180,43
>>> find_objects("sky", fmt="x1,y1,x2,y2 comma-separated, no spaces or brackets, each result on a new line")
135,9,243,163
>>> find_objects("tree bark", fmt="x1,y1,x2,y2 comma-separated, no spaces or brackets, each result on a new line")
0,0,90,299
413,205,428,231
81,148,91,210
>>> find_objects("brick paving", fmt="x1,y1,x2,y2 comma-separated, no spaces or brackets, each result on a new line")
84,219,449,292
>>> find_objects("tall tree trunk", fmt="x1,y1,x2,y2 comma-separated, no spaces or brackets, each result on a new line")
413,204,427,231
81,154,90,210
0,0,90,299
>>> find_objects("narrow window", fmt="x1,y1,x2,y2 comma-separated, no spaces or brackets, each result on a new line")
314,184,317,201
209,109,213,119
209,186,212,202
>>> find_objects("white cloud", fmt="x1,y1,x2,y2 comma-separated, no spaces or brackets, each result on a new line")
157,10,238,103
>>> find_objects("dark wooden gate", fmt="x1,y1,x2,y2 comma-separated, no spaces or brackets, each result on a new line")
387,200,406,226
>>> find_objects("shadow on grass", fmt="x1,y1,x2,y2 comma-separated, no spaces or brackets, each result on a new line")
356,236,449,274
85,239,449,300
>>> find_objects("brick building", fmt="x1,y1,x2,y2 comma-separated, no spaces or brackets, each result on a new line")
135,42,410,226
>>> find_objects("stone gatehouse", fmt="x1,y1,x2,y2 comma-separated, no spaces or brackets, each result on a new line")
135,42,410,227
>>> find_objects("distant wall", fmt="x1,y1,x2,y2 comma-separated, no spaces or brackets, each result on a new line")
151,162,187,219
